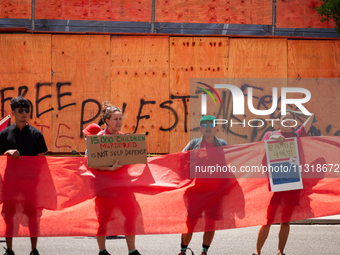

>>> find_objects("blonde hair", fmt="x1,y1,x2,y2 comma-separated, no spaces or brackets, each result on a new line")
100,101,123,126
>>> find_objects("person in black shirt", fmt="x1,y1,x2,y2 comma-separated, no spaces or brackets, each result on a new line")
0,96,47,255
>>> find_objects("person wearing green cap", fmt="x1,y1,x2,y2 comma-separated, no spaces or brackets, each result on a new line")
178,115,228,255
183,115,227,151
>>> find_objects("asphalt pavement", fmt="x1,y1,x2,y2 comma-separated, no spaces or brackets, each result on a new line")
2,224,340,255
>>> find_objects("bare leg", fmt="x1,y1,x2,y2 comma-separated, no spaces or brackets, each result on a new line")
202,231,215,246
4,214,16,251
181,233,193,246
97,236,106,251
5,238,13,251
278,222,290,255
125,235,136,251
30,237,38,250
255,225,271,255
28,216,39,251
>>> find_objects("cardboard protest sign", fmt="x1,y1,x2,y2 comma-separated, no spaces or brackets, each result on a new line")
265,137,303,192
86,133,147,167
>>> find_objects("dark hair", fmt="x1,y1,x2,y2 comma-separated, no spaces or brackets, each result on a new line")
100,101,123,126
10,96,30,110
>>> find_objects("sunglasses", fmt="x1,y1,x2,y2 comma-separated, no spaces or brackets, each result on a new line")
106,106,120,112
15,108,30,114
201,123,215,128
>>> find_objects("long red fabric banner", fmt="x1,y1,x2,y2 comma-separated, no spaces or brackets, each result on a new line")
0,136,339,237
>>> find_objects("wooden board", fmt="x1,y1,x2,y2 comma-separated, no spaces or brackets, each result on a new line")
169,37,229,153
35,0,152,22
0,0,31,19
288,40,340,138
229,38,288,78
227,38,288,145
0,35,339,153
288,40,340,78
110,36,170,153
276,0,335,28
51,34,111,153
288,78,340,138
0,34,52,148
156,0,272,25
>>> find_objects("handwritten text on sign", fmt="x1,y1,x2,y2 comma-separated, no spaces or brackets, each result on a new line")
86,134,147,167
265,138,303,192
266,140,297,161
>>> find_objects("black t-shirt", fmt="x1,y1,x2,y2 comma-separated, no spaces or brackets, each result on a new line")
0,123,48,156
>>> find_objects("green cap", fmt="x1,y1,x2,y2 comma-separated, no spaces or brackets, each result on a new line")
200,115,216,125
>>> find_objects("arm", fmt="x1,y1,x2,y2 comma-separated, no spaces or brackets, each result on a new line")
287,110,314,133
269,135,285,145
95,159,123,172
4,149,21,158
182,141,192,152
301,113,314,133
263,131,285,145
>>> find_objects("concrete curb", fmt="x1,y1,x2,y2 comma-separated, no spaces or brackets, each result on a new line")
291,219,340,225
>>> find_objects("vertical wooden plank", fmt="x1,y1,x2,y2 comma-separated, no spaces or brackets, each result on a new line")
0,0,31,19
288,78,340,137
288,40,340,78
51,35,111,153
276,0,335,28
169,37,229,153
288,40,340,137
111,36,170,154
36,0,152,22
0,34,52,149
227,38,288,145
229,39,288,79
156,0,272,25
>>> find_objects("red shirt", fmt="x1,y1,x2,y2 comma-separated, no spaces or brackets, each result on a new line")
261,125,307,141
200,139,215,149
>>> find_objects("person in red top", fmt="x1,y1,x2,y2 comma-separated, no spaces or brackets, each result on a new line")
93,101,141,255
253,110,314,255
179,115,229,255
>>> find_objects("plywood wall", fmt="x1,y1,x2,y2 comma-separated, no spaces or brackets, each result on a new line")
51,35,111,152
1,0,336,30
0,34,340,153
169,37,229,152
288,40,340,137
0,34,52,146
35,0,152,22
276,0,335,28
225,38,288,145
155,0,272,24
110,36,170,153
288,40,340,78
0,0,31,19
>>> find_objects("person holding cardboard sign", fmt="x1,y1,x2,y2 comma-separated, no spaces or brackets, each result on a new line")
253,110,314,255
93,101,142,255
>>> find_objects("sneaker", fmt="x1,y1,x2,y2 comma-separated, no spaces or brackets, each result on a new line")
3,248,14,255
29,249,39,255
129,250,141,255
201,252,207,255
99,250,111,255
178,248,194,255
